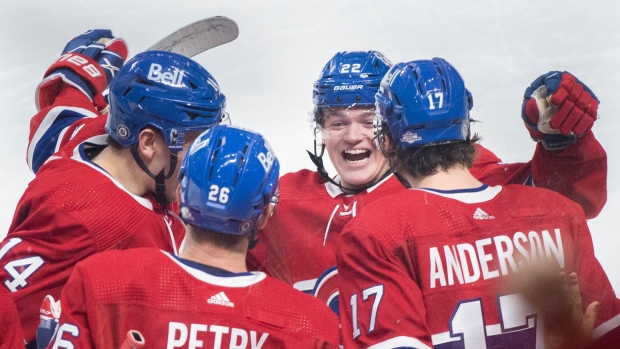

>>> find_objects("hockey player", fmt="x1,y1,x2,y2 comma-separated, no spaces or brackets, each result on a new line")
246,51,606,312
46,125,340,349
336,58,619,348
0,30,226,345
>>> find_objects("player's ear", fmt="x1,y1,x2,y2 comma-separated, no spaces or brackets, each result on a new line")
137,128,162,161
256,205,275,230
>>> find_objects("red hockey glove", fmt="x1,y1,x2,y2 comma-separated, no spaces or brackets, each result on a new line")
36,29,128,111
36,295,61,349
521,71,599,150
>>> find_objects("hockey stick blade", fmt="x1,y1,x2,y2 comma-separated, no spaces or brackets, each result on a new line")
147,16,239,57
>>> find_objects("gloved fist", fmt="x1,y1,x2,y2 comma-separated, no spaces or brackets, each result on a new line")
37,29,128,110
61,29,128,86
522,71,599,150
36,295,61,349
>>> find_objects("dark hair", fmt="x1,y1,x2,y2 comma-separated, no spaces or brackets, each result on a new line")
313,107,325,127
378,124,480,178
188,224,248,247
105,135,125,149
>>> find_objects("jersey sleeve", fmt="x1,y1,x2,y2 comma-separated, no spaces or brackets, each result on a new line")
0,289,25,349
47,263,100,349
529,132,607,219
336,217,433,349
29,71,108,174
568,204,620,346
471,134,607,219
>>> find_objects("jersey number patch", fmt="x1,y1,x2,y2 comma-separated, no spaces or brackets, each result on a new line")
0,238,45,292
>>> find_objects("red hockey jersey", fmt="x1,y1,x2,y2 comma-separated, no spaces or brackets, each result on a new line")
0,288,25,349
247,139,607,303
0,73,185,342
48,249,340,349
336,184,620,348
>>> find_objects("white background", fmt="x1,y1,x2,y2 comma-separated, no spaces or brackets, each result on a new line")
1,1,619,288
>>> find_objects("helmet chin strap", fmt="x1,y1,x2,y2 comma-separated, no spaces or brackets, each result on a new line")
306,138,392,195
130,144,178,207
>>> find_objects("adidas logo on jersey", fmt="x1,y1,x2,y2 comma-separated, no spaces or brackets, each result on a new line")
473,208,495,220
207,291,234,307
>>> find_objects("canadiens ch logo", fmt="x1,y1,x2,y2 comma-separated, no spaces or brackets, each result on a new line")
312,266,340,317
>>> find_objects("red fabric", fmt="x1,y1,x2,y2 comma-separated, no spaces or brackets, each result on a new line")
248,140,607,297
0,288,25,349
336,185,620,348
43,53,107,99
49,249,339,349
1,155,184,342
3,70,184,343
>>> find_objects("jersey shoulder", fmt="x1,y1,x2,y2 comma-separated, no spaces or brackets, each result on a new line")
279,169,329,200
499,184,585,218
253,276,339,338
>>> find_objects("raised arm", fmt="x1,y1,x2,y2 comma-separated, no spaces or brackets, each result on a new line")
28,30,127,173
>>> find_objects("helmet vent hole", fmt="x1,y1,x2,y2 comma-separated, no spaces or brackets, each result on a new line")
212,150,219,163
188,80,198,89
437,67,444,76
217,139,223,147
337,96,342,102
122,87,131,97
441,79,447,91
237,156,245,170
208,166,214,180
186,112,200,120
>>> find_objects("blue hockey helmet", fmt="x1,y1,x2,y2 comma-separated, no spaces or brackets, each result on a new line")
312,51,391,111
106,50,226,151
178,125,280,236
375,58,473,149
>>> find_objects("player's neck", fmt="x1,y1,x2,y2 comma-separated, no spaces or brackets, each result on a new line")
92,147,151,197
180,234,249,274
405,165,483,190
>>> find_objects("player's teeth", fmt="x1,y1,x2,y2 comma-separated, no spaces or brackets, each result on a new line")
345,149,367,154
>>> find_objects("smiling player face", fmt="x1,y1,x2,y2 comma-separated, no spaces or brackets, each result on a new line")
320,106,390,191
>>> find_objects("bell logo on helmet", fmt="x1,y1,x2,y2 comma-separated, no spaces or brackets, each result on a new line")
147,63,185,86
258,151,275,172
116,125,130,140
401,131,422,144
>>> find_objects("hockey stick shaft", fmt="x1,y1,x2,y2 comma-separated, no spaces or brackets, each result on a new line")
147,16,239,57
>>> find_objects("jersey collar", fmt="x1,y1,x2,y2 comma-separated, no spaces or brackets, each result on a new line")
415,184,502,204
